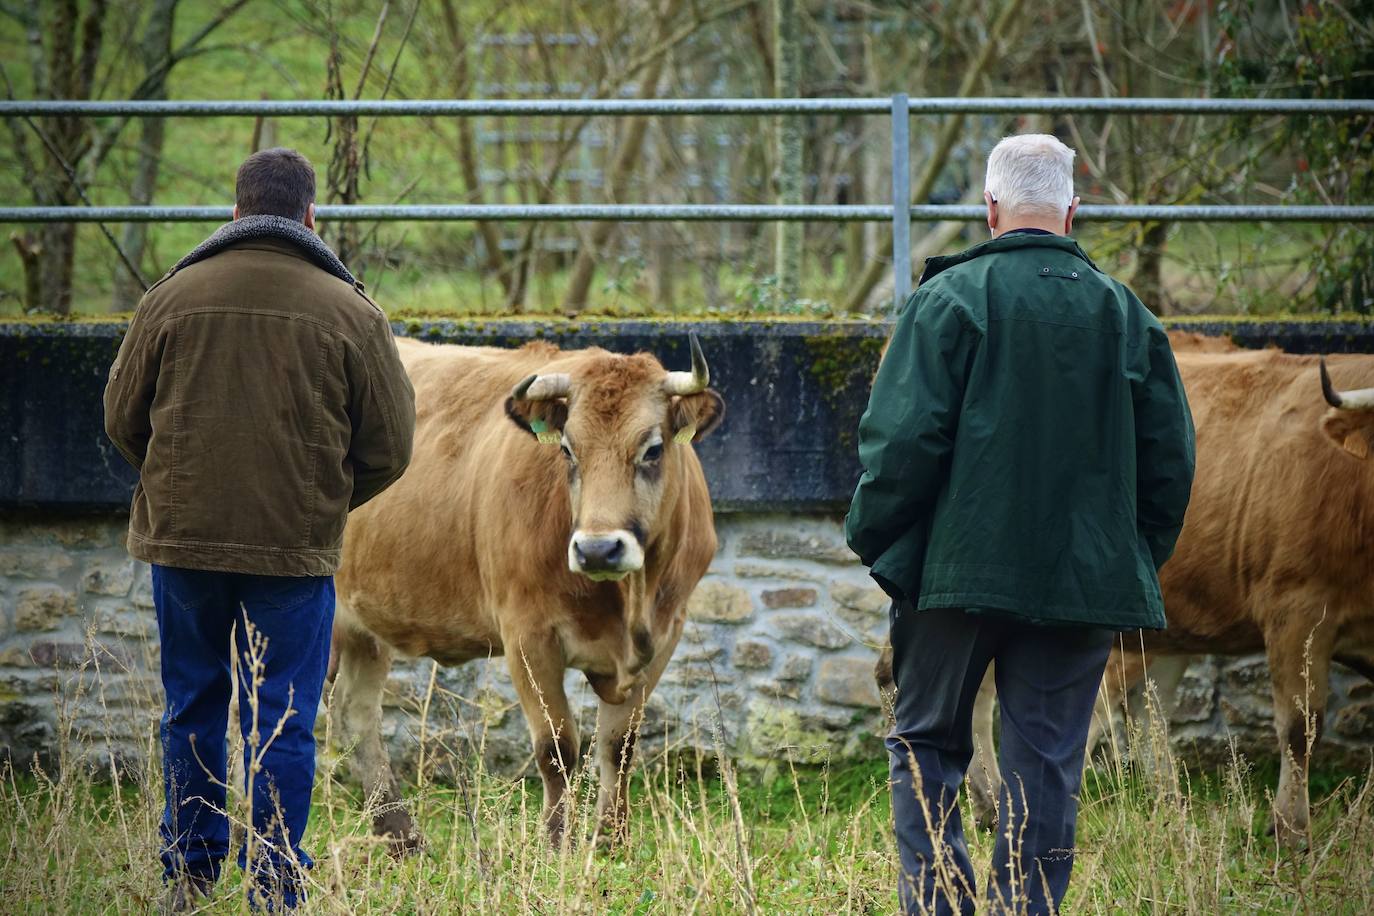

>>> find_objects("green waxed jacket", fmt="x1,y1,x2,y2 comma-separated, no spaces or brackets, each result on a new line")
845,232,1196,629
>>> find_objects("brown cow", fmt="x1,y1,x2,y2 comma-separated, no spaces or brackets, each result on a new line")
328,334,723,850
877,335,1374,846
1115,349,1373,847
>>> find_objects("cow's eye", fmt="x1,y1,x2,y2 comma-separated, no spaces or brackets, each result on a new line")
560,443,575,462
642,443,663,464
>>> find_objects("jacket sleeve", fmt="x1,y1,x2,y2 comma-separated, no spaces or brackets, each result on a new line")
1133,324,1197,570
845,288,980,570
102,306,162,470
346,312,417,510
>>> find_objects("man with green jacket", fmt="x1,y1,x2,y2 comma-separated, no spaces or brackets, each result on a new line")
846,134,1195,915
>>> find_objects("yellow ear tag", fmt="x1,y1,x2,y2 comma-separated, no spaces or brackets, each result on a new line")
674,425,697,444
530,419,561,446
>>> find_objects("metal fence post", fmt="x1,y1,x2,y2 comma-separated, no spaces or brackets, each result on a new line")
890,93,912,312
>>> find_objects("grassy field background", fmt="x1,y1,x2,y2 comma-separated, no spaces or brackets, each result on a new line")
3,676,1373,914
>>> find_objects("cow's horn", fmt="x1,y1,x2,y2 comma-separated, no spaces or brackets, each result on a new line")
514,372,571,401
1321,357,1374,411
664,332,710,395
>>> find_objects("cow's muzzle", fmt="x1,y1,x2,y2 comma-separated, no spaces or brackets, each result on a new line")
568,530,645,581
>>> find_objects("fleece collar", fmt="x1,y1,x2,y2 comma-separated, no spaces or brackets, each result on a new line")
171,214,357,286
919,233,1099,284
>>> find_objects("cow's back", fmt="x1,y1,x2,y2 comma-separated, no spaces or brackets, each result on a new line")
1151,350,1374,651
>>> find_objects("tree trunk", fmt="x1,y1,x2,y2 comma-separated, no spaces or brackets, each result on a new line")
1131,220,1170,316
842,0,1027,314
14,0,108,315
772,0,801,304
437,0,516,301
10,234,42,312
112,0,177,312
560,0,685,313
843,9,871,284
648,120,675,309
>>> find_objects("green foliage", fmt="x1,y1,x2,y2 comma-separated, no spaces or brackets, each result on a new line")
1217,0,1374,314
0,2,1368,316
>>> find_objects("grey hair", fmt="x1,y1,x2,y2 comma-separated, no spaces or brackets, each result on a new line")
984,134,1076,219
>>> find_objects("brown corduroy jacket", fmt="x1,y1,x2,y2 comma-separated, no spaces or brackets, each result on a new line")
104,228,415,577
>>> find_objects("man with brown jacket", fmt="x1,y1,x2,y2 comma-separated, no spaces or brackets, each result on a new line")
104,148,415,911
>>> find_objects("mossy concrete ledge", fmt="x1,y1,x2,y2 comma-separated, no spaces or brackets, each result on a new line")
3,317,1372,510
0,319,890,511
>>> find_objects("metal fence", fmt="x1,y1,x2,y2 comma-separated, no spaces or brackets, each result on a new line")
3,95,1373,308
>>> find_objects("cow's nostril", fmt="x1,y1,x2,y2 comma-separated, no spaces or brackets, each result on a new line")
575,537,623,570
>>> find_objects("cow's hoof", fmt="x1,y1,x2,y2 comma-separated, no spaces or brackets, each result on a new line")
1266,816,1310,852
373,809,423,858
594,816,629,851
967,787,998,833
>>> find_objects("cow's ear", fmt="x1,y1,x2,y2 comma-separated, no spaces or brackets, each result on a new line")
670,389,725,443
506,396,569,442
1321,411,1373,461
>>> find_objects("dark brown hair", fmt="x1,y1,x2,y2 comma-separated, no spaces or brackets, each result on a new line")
234,147,316,221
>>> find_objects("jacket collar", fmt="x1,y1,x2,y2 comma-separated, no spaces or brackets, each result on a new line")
919,233,1099,284
170,214,359,287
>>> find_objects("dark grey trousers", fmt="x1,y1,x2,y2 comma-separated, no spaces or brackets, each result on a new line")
887,604,1113,915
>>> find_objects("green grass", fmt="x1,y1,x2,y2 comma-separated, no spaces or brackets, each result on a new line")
4,716,1374,914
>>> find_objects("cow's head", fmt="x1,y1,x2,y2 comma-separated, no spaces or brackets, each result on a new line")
505,333,724,581
1320,358,1374,461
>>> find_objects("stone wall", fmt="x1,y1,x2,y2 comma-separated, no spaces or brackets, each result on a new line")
2,512,1372,778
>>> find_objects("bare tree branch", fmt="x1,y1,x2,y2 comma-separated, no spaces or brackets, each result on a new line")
843,0,1029,313
562,0,689,312
19,113,147,294
361,0,420,169
435,0,516,298
75,0,108,101
83,0,256,177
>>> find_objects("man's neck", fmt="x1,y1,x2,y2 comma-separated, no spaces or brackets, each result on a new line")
993,219,1065,238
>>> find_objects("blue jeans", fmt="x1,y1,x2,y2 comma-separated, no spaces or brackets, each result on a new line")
153,565,335,909
887,604,1113,915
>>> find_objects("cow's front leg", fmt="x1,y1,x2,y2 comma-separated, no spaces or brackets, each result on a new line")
966,666,1001,832
1266,617,1334,850
1133,653,1189,777
506,630,580,846
1090,643,1149,765
330,624,420,854
593,622,681,847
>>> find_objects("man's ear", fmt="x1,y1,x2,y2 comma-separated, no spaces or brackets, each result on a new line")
670,390,725,443
1064,195,1081,235
506,395,568,443
1322,410,1374,460
232,204,240,221
984,191,998,236
304,202,316,232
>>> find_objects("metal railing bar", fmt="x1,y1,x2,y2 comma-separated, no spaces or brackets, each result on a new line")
0,99,890,117
890,93,912,310
2,204,1371,223
2,96,1372,118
